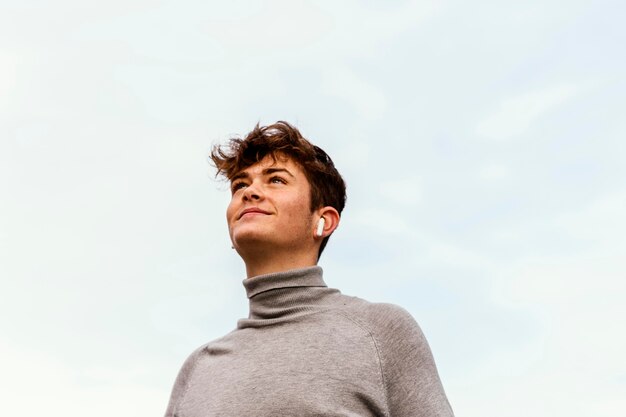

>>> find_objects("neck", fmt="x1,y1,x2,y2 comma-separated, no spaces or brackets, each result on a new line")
240,246,319,278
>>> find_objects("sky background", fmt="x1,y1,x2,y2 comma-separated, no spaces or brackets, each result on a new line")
1,0,625,416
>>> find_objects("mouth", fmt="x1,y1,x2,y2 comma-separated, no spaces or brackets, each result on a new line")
238,208,271,219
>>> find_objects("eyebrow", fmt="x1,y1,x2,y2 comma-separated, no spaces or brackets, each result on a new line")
231,167,295,182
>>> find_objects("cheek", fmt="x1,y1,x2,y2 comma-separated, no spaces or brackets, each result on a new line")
289,195,314,230
226,199,237,223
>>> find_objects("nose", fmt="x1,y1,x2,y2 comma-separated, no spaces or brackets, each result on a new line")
242,181,263,201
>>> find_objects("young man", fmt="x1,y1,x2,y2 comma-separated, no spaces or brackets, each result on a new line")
165,122,454,417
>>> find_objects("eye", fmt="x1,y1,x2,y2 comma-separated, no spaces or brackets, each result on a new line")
270,176,287,185
231,181,247,192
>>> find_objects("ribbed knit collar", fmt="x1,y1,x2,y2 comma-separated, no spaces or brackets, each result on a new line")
243,265,327,298
238,266,338,328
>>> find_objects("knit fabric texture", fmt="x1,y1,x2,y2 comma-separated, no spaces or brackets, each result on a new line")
165,266,454,417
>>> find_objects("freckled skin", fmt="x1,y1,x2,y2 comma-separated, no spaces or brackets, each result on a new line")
226,155,319,276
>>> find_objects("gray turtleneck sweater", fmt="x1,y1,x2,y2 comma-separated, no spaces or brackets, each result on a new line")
165,266,453,417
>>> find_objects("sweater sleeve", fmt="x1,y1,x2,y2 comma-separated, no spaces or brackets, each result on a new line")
368,304,454,417
164,346,203,417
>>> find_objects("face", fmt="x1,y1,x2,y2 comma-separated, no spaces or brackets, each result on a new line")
226,154,316,253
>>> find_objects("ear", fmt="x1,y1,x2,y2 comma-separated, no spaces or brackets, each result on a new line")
313,206,340,239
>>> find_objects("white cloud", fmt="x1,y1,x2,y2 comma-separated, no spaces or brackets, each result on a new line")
423,241,495,271
555,191,626,245
476,84,580,140
350,207,410,236
473,252,626,417
0,342,168,416
478,191,626,417
321,66,388,119
0,52,17,114
477,163,510,181
204,0,333,50
378,175,423,206
318,0,442,50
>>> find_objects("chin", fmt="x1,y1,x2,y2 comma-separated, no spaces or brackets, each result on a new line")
231,230,274,249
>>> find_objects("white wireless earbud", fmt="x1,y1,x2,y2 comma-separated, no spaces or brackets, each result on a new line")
316,217,325,237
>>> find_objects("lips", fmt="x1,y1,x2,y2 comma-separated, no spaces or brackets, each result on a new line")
238,207,271,219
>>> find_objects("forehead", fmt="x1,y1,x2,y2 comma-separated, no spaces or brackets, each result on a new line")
233,154,304,178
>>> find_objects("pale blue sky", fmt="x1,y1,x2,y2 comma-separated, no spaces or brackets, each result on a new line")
1,1,625,415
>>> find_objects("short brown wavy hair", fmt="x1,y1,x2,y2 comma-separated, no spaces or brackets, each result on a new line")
210,121,346,257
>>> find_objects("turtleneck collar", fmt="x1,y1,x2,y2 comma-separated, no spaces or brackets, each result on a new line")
243,265,326,297
238,266,340,328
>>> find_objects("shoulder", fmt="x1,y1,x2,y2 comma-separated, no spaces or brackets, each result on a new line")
339,298,433,364
165,332,237,416
169,330,236,391
164,343,207,416
338,298,454,416
170,342,207,388
362,302,420,329
342,298,424,339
